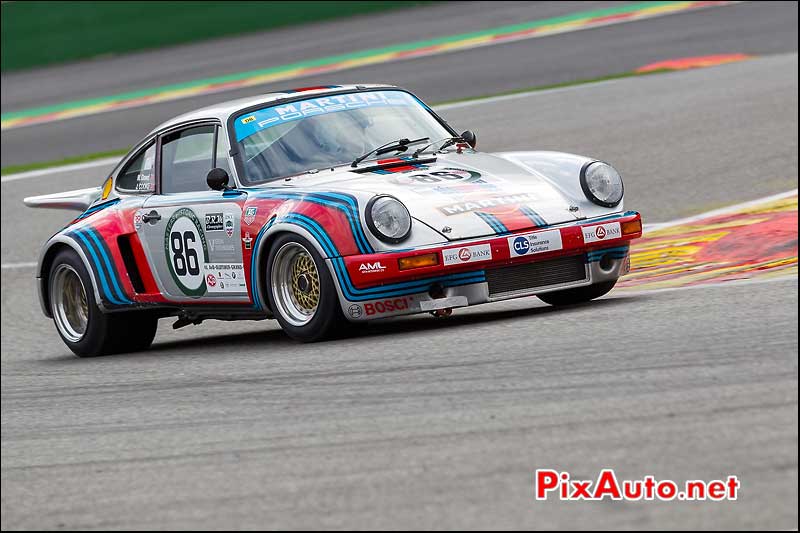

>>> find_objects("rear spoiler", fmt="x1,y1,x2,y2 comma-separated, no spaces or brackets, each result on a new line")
23,187,102,212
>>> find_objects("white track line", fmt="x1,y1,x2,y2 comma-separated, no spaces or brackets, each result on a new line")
617,273,797,297
1,157,120,183
643,189,798,232
1,261,37,270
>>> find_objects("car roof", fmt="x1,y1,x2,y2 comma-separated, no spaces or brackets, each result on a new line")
148,83,397,135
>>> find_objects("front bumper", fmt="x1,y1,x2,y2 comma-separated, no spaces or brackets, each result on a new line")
332,211,642,321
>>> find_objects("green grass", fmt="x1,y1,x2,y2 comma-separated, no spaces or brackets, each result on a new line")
0,68,673,177
2,1,434,72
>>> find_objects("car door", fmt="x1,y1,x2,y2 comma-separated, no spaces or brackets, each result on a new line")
136,122,249,303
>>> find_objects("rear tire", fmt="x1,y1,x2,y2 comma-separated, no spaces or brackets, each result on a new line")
265,234,347,342
537,279,617,306
49,249,157,357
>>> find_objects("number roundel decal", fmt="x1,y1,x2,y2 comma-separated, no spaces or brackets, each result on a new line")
164,208,209,296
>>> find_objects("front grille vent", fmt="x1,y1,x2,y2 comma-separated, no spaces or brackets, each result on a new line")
486,255,587,297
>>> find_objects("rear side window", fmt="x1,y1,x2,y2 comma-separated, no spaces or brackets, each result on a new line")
160,125,215,194
116,142,156,192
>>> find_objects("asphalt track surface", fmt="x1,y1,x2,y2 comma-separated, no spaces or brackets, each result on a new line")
1,1,798,167
2,46,798,528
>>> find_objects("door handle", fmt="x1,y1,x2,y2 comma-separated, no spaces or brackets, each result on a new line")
142,210,161,224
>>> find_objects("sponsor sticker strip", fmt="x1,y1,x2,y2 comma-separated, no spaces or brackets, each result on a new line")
442,244,493,265
509,229,563,257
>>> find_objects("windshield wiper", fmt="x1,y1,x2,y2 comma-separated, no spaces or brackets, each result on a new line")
351,137,429,168
411,136,464,158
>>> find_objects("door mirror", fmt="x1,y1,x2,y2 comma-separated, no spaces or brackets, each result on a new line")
206,168,230,191
460,130,477,149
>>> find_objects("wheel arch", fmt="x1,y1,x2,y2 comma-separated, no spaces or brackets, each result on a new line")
38,237,103,318
250,221,339,313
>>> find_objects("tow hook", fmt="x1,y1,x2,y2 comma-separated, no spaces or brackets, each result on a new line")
430,308,453,318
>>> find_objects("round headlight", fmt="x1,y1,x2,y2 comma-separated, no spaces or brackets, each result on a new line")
366,195,411,243
580,161,624,207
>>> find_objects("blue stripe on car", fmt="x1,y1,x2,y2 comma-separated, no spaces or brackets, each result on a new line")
475,212,510,235
586,245,630,262
84,227,131,304
71,229,130,306
251,191,374,254
519,205,547,227
75,198,120,220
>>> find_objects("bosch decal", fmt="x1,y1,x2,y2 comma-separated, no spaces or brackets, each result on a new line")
364,297,410,316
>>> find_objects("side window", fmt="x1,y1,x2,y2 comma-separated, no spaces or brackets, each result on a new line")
116,142,156,193
214,126,231,175
160,125,215,194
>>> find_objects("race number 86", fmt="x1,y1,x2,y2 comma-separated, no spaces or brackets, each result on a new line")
170,231,200,276
164,208,209,296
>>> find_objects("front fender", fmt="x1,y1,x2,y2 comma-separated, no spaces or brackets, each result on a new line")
494,151,625,219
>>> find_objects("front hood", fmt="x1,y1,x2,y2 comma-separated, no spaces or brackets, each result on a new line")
273,151,588,241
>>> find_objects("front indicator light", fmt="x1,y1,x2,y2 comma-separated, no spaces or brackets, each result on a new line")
621,219,642,236
398,253,439,271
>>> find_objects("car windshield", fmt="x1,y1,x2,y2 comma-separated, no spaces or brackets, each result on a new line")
233,90,451,184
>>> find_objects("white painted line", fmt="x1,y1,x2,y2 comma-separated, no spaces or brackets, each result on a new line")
616,273,797,297
1,261,37,270
0,157,120,183
435,78,629,112
643,189,798,232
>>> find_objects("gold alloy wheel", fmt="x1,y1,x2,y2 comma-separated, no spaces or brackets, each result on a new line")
271,242,321,327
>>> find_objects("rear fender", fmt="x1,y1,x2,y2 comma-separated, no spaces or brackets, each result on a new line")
37,234,105,317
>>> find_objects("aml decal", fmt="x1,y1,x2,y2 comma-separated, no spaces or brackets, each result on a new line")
619,194,798,290
164,208,209,296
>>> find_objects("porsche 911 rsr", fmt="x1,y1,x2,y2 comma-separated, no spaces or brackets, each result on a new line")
25,84,642,356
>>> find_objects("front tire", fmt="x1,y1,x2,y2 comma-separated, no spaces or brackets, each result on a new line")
265,234,346,342
49,249,157,357
537,279,617,306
